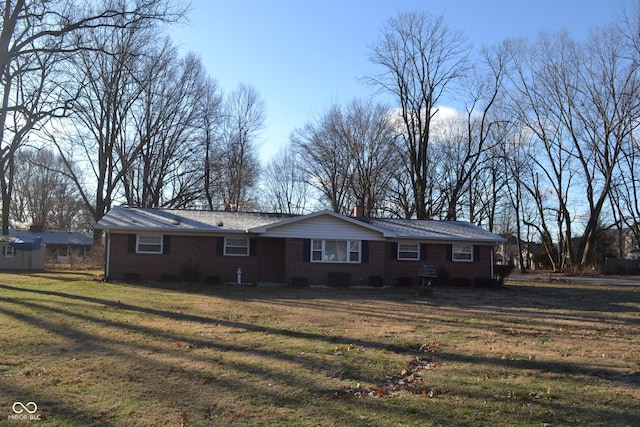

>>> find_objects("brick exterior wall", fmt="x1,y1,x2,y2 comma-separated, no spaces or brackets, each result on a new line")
284,239,386,286
106,233,495,285
384,243,494,285
107,233,285,283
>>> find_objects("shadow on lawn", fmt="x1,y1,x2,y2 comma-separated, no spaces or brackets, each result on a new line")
1,280,639,425
121,278,640,313
11,270,101,282
1,283,638,387
0,286,428,425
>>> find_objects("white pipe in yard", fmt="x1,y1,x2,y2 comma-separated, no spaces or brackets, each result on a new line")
237,268,242,285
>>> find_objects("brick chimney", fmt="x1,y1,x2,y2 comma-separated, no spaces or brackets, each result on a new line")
353,203,365,219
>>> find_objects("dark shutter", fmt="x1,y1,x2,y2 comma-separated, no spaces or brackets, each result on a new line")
420,243,428,260
303,239,310,262
250,238,258,256
216,237,224,256
128,234,136,253
390,242,398,260
446,244,452,261
163,235,171,254
361,241,369,263
474,245,481,262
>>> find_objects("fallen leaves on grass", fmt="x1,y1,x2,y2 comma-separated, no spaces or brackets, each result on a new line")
326,356,444,399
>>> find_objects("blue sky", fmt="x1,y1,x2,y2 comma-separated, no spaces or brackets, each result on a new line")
171,0,633,162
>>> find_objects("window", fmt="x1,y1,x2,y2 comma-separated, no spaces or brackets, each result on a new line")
2,245,15,257
452,244,473,262
137,235,163,254
398,243,420,260
311,240,360,263
225,237,249,256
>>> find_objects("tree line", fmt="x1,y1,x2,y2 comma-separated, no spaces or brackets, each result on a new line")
2,1,640,270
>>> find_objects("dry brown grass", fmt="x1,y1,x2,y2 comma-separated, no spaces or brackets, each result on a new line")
0,271,639,426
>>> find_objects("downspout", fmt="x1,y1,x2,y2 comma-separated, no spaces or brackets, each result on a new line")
105,231,111,281
490,246,495,278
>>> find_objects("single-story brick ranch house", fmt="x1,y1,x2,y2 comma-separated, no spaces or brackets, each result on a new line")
95,206,506,286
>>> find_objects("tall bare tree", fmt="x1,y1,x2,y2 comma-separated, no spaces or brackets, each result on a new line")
366,11,470,219
509,27,640,268
329,98,400,216
262,147,311,214
292,99,399,215
199,77,224,210
208,83,265,211
0,0,183,235
11,147,84,230
123,46,209,208
438,43,508,222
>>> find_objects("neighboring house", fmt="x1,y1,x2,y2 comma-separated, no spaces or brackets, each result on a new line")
496,235,542,271
0,235,46,271
10,229,93,262
94,206,506,286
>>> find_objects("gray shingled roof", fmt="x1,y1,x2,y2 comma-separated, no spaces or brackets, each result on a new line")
95,206,505,243
10,229,92,246
94,206,294,233
367,218,506,243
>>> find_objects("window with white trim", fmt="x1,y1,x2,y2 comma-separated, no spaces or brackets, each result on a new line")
398,243,420,260
137,235,163,254
452,244,473,262
2,245,15,257
224,237,249,256
311,240,361,263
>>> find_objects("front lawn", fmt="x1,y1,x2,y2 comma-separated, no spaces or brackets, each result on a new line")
0,271,639,426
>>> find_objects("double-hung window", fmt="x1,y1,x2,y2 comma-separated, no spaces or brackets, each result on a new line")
398,243,420,260
452,244,473,262
137,235,163,254
311,240,360,263
224,237,249,256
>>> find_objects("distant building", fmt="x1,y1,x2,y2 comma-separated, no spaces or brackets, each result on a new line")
0,235,45,270
628,248,640,260
9,229,92,262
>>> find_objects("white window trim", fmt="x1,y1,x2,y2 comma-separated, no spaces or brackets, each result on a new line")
452,244,474,262
136,235,163,254
3,245,16,257
397,242,420,260
224,237,250,256
311,239,361,263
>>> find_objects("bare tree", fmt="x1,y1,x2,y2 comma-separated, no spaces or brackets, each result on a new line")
262,147,311,214
291,108,351,214
366,11,470,219
329,98,400,216
199,77,224,210
123,46,209,208
510,27,640,269
11,148,84,230
52,19,153,241
292,99,399,215
208,83,265,211
439,43,509,222
571,26,639,266
0,0,184,235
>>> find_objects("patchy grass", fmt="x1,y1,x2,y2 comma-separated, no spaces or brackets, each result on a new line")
0,271,639,426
